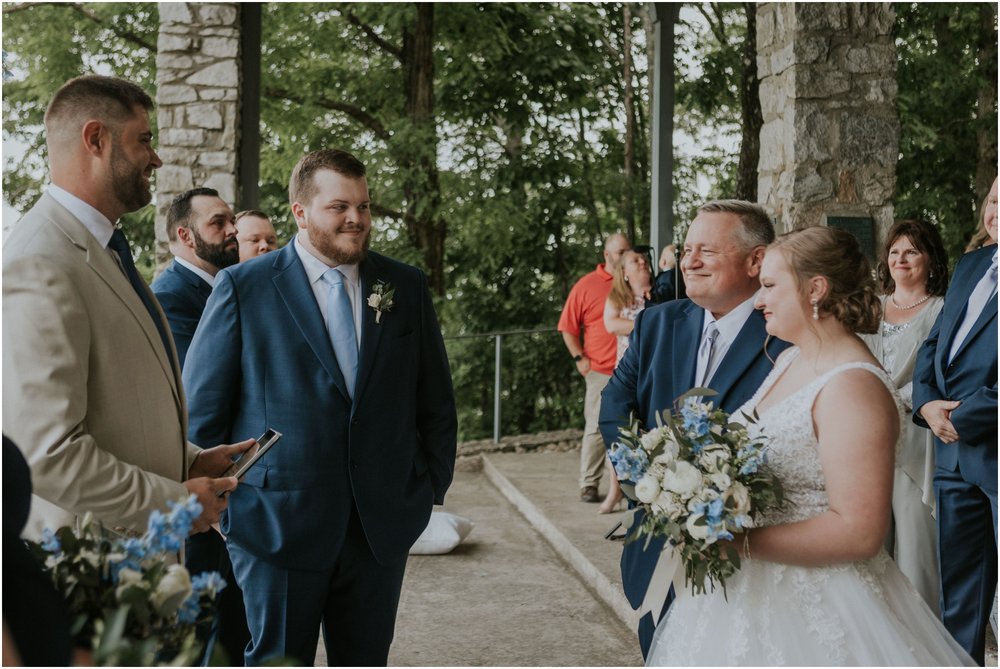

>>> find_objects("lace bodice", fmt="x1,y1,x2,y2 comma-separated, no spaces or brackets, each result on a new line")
734,348,901,527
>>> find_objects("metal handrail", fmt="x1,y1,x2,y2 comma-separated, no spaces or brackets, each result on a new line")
443,327,559,442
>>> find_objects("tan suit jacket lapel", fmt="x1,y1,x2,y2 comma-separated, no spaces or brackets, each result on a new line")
45,196,185,411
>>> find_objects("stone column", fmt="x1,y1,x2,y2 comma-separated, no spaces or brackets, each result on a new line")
155,3,241,264
756,3,898,243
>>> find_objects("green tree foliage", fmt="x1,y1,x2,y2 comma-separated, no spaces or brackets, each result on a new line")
2,2,160,274
894,3,998,263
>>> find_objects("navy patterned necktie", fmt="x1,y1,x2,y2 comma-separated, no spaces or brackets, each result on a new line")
108,229,175,366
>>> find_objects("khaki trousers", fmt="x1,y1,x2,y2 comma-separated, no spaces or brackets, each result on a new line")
579,370,611,489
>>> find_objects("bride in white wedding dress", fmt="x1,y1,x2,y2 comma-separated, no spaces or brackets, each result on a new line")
646,227,974,667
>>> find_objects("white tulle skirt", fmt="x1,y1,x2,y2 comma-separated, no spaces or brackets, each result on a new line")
646,551,974,666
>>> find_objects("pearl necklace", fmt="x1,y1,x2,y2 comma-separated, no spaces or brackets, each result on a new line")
890,293,931,310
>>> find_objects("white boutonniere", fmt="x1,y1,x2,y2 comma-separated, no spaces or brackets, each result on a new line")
367,280,394,324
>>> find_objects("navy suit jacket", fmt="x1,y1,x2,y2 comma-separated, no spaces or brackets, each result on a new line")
599,298,789,609
183,245,457,571
912,245,998,489
151,259,213,368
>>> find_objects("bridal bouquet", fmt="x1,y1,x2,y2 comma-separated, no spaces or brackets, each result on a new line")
28,495,226,666
610,390,784,596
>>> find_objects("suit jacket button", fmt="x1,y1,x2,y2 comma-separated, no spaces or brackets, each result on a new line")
351,418,359,426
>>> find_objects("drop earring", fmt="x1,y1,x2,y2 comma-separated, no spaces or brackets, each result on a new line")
812,301,819,320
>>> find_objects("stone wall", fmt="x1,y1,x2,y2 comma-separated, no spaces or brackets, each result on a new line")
154,3,242,263
756,3,899,236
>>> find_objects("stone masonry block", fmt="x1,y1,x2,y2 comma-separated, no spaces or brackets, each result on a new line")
793,35,829,64
758,75,787,121
795,3,847,33
840,113,899,168
844,44,896,74
793,168,834,202
198,88,227,101
198,151,234,168
201,36,239,59
795,66,850,99
161,127,206,147
794,108,833,163
186,60,239,88
757,6,775,50
187,103,224,130
157,84,198,105
204,173,237,204
156,165,194,193
769,42,794,77
157,34,193,53
850,3,894,37
759,119,788,172
197,4,239,27
158,2,193,24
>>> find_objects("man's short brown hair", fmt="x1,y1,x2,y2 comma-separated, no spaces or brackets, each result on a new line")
288,149,366,206
44,75,154,150
696,199,775,249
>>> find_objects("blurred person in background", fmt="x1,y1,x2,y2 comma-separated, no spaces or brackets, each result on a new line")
235,209,279,262
861,219,949,614
599,249,654,514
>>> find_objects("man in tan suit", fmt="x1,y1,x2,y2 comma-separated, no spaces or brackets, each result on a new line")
2,75,251,539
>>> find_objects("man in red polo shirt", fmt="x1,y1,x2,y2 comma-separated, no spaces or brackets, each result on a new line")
558,232,631,503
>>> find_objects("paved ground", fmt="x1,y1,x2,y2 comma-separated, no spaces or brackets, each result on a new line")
312,449,997,667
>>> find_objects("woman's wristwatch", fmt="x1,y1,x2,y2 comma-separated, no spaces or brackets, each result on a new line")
573,354,584,362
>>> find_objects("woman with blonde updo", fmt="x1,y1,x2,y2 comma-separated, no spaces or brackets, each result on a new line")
861,219,948,614
645,226,972,666
600,250,653,514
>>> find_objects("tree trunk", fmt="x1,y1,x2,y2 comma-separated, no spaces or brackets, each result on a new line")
622,4,637,245
401,3,447,295
735,3,762,201
974,2,998,211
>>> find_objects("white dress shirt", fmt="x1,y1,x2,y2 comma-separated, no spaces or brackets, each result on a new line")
294,235,362,343
48,184,116,248
695,295,758,386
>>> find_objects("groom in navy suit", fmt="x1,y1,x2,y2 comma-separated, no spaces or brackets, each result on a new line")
913,177,998,665
600,200,788,658
183,149,457,665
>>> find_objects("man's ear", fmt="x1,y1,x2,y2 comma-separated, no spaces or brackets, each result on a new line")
176,226,196,249
81,119,108,157
291,202,306,228
746,245,766,278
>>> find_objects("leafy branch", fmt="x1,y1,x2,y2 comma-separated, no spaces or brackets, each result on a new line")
262,86,391,141
2,2,156,51
343,10,403,61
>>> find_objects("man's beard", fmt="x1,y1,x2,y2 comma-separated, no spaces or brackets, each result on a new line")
311,225,371,265
193,228,240,269
110,143,152,213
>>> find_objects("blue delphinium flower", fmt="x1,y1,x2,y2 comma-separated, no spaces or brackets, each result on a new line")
176,595,201,625
145,509,182,553
191,571,227,597
610,443,650,483
166,496,202,539
40,527,62,554
692,498,734,542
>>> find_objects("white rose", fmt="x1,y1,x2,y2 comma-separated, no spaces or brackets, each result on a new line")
640,427,667,453
115,567,147,601
634,474,661,504
709,471,732,491
151,564,193,617
367,294,381,309
685,513,711,541
652,491,684,520
662,461,702,498
729,482,751,516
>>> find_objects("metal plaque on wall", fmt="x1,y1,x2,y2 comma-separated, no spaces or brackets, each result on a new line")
827,216,876,263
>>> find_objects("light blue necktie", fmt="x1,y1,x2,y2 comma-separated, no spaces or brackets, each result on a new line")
698,322,720,387
322,268,358,398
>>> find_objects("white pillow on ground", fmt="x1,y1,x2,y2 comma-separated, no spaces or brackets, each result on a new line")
409,511,474,555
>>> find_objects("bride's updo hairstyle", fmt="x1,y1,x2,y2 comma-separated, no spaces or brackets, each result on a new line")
769,226,882,334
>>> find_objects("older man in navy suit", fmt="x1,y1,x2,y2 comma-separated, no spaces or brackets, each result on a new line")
183,149,457,666
913,176,998,665
600,200,788,658
151,187,239,367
